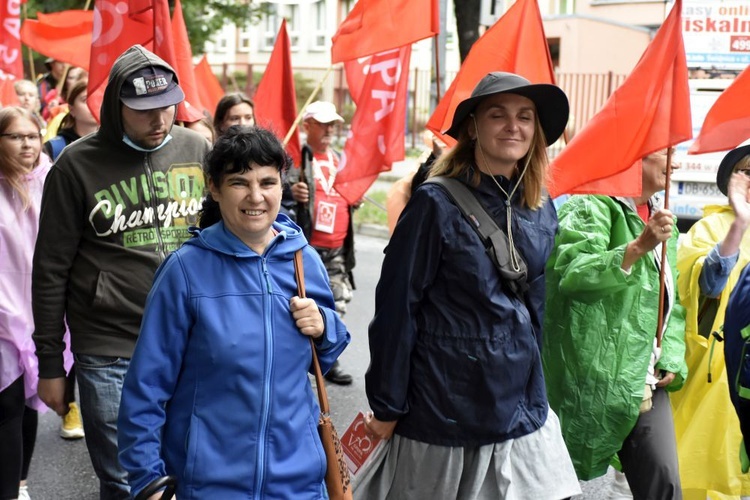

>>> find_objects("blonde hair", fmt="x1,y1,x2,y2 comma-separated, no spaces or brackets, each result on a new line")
430,106,550,209
0,107,42,210
734,154,750,171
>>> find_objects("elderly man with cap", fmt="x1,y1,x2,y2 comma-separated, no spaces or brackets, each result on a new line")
36,58,66,116
360,73,580,499
32,45,210,499
670,143,750,499
288,100,355,385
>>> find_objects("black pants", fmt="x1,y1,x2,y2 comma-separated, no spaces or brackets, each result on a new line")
0,376,38,500
619,387,682,500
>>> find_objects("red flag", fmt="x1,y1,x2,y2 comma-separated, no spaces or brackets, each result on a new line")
153,0,203,122
21,10,94,71
0,74,19,106
689,65,750,155
88,0,154,122
334,46,412,204
0,0,23,78
193,55,224,117
331,0,437,64
547,0,691,198
426,0,555,148
254,20,301,165
169,0,204,122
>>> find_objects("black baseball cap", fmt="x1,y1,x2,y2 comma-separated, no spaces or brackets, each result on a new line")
120,66,184,110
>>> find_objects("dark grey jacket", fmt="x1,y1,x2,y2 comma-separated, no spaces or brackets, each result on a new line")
32,46,210,378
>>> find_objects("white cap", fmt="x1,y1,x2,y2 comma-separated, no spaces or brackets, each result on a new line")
303,101,344,123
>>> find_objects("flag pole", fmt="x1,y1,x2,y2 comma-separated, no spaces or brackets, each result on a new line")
655,147,673,347
283,65,334,146
22,4,36,81
433,35,441,103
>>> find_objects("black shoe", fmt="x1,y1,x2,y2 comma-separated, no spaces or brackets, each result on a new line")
324,362,353,385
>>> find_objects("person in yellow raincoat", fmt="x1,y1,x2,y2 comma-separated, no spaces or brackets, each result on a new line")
673,144,750,499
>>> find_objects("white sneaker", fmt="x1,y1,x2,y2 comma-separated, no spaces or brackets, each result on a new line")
18,484,30,500
608,470,633,500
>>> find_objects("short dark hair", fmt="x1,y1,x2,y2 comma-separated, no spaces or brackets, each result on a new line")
199,126,291,228
213,92,254,135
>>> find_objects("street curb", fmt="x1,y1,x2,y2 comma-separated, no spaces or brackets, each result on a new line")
356,223,389,240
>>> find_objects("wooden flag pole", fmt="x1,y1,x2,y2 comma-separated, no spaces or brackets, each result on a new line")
22,4,36,81
433,35,441,103
655,147,674,347
283,65,334,146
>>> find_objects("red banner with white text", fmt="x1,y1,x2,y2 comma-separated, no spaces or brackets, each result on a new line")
334,46,411,204
0,0,24,79
88,0,154,122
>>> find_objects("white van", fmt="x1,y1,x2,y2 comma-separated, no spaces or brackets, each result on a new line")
670,78,732,232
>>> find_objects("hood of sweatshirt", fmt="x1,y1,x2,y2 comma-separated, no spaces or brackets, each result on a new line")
98,45,180,145
184,213,308,259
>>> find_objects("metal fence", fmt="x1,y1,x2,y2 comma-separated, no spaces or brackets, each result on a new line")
212,62,626,151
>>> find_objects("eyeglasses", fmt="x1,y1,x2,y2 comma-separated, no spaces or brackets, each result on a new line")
0,133,42,143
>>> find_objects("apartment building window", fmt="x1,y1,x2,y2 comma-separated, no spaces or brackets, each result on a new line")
238,27,252,53
261,3,300,51
311,0,327,51
287,4,300,50
554,0,576,14
262,4,278,51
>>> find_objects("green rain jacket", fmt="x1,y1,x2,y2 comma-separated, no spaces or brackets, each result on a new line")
542,194,688,480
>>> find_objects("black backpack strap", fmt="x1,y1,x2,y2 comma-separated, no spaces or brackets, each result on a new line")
424,176,528,297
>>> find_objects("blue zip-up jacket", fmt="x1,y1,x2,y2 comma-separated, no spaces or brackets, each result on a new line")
366,169,558,446
118,214,350,499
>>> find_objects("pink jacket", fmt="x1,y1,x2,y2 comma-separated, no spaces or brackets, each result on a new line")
0,153,71,411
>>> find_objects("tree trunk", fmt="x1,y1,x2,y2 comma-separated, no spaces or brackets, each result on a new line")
454,0,481,62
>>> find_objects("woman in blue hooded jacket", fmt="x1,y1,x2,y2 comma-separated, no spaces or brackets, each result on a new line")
118,126,351,499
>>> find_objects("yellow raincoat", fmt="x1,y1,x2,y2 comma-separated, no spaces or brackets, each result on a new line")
673,204,750,499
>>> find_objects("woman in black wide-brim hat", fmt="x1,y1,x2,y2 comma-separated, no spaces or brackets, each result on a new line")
360,72,580,499
670,143,750,498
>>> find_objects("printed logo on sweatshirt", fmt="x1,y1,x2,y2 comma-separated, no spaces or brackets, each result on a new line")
88,163,205,251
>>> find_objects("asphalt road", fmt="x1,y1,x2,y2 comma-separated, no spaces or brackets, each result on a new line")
26,234,614,499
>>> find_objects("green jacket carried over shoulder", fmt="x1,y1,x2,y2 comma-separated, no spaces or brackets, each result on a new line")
542,194,687,480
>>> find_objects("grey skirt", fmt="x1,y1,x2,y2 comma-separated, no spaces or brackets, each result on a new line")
353,408,580,500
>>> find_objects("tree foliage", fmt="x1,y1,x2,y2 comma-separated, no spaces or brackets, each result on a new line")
24,0,268,56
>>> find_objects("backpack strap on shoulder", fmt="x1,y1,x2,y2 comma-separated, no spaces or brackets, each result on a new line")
424,176,528,297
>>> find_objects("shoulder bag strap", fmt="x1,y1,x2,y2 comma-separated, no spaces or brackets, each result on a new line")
424,176,528,297
293,250,330,415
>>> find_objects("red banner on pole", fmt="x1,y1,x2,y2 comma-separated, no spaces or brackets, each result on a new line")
334,46,412,204
0,0,24,79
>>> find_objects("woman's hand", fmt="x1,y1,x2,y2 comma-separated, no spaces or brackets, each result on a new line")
364,412,397,440
727,172,750,230
290,296,324,338
622,208,674,271
655,371,676,388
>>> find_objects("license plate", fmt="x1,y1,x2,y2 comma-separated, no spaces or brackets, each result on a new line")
677,182,723,198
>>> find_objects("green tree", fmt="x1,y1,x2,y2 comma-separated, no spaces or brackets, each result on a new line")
24,0,268,56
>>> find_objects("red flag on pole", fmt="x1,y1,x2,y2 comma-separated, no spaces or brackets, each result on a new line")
87,0,154,122
426,0,555,148
689,65,750,155
193,55,224,117
254,20,301,165
334,47,412,204
21,10,94,71
0,0,23,79
331,0,437,64
153,0,203,122
169,0,205,122
547,0,691,198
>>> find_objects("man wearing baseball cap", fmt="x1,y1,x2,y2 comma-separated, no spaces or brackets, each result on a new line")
288,101,355,385
33,45,210,499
